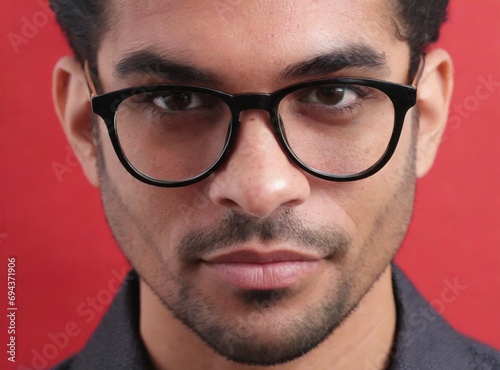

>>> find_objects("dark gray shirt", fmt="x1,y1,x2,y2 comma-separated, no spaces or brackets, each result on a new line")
53,266,500,369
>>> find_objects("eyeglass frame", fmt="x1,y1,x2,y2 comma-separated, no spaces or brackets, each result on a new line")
84,57,424,188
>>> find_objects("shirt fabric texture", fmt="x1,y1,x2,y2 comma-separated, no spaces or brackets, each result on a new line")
53,266,500,369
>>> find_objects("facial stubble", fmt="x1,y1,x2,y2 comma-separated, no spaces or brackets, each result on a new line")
94,118,417,366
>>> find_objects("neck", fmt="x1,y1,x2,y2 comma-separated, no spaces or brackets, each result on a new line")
140,266,396,370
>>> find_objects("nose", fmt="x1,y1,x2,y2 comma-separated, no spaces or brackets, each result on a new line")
207,110,310,218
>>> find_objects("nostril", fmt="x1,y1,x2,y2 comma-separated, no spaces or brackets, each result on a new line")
218,198,239,210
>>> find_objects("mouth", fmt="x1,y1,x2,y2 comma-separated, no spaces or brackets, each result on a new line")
201,250,324,290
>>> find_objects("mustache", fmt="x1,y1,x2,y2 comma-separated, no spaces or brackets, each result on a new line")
176,210,351,263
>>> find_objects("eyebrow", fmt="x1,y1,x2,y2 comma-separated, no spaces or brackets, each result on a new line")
114,50,218,84
280,44,389,80
113,44,388,86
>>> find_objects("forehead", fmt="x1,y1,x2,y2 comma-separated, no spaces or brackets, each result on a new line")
107,0,397,46
100,0,405,89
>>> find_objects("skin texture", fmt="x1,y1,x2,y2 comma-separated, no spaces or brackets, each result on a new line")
52,0,453,369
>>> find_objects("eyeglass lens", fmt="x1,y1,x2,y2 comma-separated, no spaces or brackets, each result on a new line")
279,84,394,176
114,83,395,181
115,90,232,181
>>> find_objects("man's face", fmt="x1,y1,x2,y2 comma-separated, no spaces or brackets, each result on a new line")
95,0,417,365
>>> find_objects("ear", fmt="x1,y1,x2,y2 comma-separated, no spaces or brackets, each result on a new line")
52,56,100,187
415,48,454,178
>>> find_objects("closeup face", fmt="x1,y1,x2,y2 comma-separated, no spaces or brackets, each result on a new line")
57,0,451,366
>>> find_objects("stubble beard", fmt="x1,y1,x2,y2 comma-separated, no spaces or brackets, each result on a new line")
145,211,356,366
94,123,417,366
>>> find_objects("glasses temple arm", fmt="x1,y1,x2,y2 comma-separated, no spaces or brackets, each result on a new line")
83,60,98,97
411,54,426,88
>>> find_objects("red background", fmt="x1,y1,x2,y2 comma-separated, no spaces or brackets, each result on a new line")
1,1,499,369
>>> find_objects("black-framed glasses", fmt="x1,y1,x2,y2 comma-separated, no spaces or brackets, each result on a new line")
85,61,421,187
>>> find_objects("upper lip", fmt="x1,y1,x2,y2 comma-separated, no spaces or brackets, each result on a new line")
203,250,323,264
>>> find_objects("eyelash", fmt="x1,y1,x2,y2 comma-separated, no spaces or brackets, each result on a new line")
130,83,377,123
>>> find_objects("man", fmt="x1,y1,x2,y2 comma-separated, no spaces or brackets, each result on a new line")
49,0,500,369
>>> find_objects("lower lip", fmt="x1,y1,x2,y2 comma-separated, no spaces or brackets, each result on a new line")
205,261,320,290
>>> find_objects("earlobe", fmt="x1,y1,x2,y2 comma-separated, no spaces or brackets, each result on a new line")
52,56,100,187
415,48,454,178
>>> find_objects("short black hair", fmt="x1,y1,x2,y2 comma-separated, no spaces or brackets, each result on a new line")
49,0,108,73
392,0,449,76
49,0,449,78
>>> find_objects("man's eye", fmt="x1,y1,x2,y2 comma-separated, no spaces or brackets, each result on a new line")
300,87,358,108
152,92,204,111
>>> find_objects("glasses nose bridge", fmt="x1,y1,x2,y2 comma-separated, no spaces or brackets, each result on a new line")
232,93,275,116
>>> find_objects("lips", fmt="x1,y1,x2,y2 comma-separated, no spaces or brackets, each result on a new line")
205,250,321,264
202,250,323,290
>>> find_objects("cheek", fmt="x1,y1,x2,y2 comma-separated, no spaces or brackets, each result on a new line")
97,133,189,249
317,120,416,246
